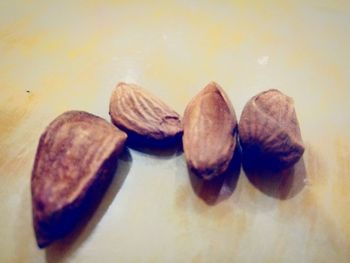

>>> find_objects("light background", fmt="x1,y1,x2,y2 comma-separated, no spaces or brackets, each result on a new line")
0,1,350,262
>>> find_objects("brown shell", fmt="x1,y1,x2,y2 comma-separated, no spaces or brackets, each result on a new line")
109,82,182,144
239,89,304,169
31,111,127,248
183,82,238,180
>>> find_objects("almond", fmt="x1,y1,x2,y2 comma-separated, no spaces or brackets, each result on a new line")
239,89,304,169
109,82,182,145
183,82,238,180
31,111,127,248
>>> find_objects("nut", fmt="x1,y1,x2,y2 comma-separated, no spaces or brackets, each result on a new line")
239,89,304,169
109,82,182,145
31,111,127,248
183,82,238,180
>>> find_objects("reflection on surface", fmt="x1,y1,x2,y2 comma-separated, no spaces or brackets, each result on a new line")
243,154,307,200
188,145,241,205
45,149,132,263
127,135,183,159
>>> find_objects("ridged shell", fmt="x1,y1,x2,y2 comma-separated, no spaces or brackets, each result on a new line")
239,89,304,168
183,82,238,180
109,83,182,142
31,111,127,248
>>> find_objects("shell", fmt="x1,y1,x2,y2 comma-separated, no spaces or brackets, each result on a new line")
183,82,238,180
109,82,182,144
31,111,127,248
239,89,304,169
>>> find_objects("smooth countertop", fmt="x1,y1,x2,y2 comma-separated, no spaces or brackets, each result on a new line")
1,1,350,262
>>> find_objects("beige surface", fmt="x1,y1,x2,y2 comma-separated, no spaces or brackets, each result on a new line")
1,1,350,262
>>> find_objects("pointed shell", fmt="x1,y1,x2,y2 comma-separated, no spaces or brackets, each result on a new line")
109,83,182,144
239,89,304,168
183,82,238,180
31,111,127,248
